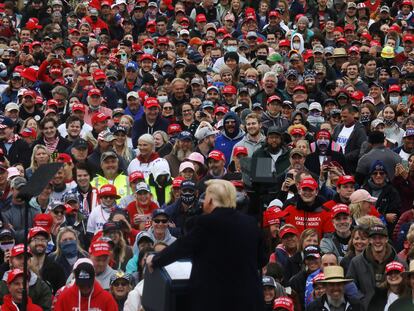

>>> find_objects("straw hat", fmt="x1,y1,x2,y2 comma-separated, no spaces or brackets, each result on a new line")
316,266,353,283
402,260,414,275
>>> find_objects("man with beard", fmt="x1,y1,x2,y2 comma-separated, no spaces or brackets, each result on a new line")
194,127,217,159
92,151,130,202
320,204,352,262
304,71,328,104
197,150,227,193
233,113,266,156
28,227,66,294
165,180,201,238
283,177,333,237
18,89,44,122
214,111,245,168
305,130,346,176
124,91,144,122
347,224,406,310
164,131,194,177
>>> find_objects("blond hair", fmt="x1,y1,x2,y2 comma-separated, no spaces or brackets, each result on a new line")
205,179,237,209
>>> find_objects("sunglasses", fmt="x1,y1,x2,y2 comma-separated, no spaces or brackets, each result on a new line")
163,106,173,110
53,210,64,215
372,171,385,176
113,281,129,287
153,219,168,224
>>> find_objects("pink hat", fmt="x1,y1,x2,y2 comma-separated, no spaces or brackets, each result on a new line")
185,152,205,165
350,189,377,204
179,161,195,173
7,167,20,180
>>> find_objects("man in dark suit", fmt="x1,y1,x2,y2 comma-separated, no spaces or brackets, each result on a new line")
146,179,266,311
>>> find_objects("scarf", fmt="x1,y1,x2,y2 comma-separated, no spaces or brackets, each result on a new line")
6,134,20,144
44,136,59,153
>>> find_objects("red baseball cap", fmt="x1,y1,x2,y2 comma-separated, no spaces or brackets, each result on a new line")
167,123,182,135
214,106,228,115
386,261,405,274
222,85,237,95
91,112,110,125
293,85,307,93
139,53,155,62
332,204,350,217
404,34,414,42
336,175,355,186
93,69,107,81
89,241,111,257
388,84,401,93
208,150,225,162
72,103,86,112
46,99,59,108
157,37,169,45
350,90,364,100
269,11,279,18
99,184,120,199
299,178,318,190
267,95,282,104
273,297,294,311
144,97,160,109
172,176,185,188
33,213,53,233
290,128,306,136
11,244,31,258
96,45,109,54
196,13,207,23
263,208,287,227
279,39,290,47
23,89,36,98
316,130,331,140
28,226,50,241
233,146,248,157
56,153,72,163
279,226,299,238
129,171,145,183
88,88,101,96
348,46,360,54
7,269,26,285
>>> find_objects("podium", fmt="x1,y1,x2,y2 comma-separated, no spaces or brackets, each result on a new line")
142,260,192,311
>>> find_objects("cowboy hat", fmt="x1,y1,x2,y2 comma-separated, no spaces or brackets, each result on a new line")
316,266,353,283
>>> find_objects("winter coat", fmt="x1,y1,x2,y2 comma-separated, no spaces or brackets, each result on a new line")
1,203,40,243
0,139,31,168
131,114,169,148
54,281,118,311
32,135,72,154
0,270,52,311
260,111,290,133
346,244,406,310
320,232,350,262
47,251,88,281
332,122,367,173
152,208,266,311
1,295,42,311
305,147,347,176
214,112,245,167
389,297,414,311
164,198,202,238
307,294,363,311
392,175,414,214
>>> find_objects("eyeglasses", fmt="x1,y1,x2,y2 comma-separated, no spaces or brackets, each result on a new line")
113,281,129,287
163,106,173,110
153,219,168,224
53,210,64,215
372,171,385,176
33,237,48,243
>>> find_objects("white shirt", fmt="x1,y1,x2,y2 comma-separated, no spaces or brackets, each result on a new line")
269,149,282,173
399,148,411,161
127,158,153,178
86,205,111,234
57,122,93,139
336,125,355,153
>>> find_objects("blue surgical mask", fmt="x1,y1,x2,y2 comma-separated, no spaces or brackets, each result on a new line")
157,95,168,103
61,240,78,258
226,46,237,53
143,48,154,54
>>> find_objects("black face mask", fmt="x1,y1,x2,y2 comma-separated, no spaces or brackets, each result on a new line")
95,82,106,90
181,192,196,205
91,16,98,22
257,55,267,61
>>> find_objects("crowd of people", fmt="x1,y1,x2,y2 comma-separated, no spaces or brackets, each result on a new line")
2,0,414,310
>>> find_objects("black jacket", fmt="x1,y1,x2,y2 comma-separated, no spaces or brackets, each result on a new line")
307,294,363,311
0,139,31,168
152,208,266,311
332,122,367,174
132,114,169,148
32,135,72,154
305,148,347,176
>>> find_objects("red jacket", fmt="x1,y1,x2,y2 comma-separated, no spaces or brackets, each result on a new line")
1,295,42,311
126,200,158,229
283,197,334,238
54,281,117,311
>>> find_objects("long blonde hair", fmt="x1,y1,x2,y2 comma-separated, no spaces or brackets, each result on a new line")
30,144,51,172
52,227,84,258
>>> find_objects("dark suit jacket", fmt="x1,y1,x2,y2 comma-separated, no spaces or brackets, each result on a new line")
0,139,31,168
152,208,266,311
305,148,347,176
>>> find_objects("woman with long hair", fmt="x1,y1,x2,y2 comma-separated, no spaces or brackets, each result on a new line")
26,144,51,179
179,103,199,135
33,117,71,154
380,105,404,146
1,71,21,108
340,226,369,273
112,125,135,163
380,261,407,311
103,222,133,271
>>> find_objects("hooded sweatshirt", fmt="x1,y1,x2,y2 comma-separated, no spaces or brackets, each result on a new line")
54,281,118,311
214,112,245,167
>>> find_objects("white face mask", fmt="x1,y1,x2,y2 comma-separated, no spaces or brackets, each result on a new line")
389,96,400,105
292,42,301,50
157,95,168,104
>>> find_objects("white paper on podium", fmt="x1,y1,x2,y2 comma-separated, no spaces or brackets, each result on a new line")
164,261,192,280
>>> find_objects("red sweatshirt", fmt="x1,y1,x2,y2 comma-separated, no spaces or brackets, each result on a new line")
1,295,42,311
54,281,117,311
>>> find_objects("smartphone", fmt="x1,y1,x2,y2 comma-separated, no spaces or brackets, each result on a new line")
23,45,30,54
286,173,294,179
323,156,332,166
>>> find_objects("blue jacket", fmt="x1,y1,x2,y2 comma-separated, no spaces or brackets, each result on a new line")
132,114,169,148
125,106,144,121
214,112,245,167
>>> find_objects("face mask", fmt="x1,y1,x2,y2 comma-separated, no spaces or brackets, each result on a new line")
248,88,257,97
257,55,267,61
293,42,301,50
226,46,237,53
95,81,106,90
384,118,394,126
0,241,14,252
143,48,154,54
238,101,249,109
64,77,73,85
158,95,168,103
389,96,400,105
360,114,371,124
211,57,219,64
102,204,113,213
61,240,78,258
316,139,329,152
181,192,196,205
217,39,223,45
309,111,321,117
162,70,172,76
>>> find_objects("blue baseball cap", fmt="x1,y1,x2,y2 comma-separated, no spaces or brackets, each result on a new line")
152,209,169,219
126,61,138,71
177,131,193,141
